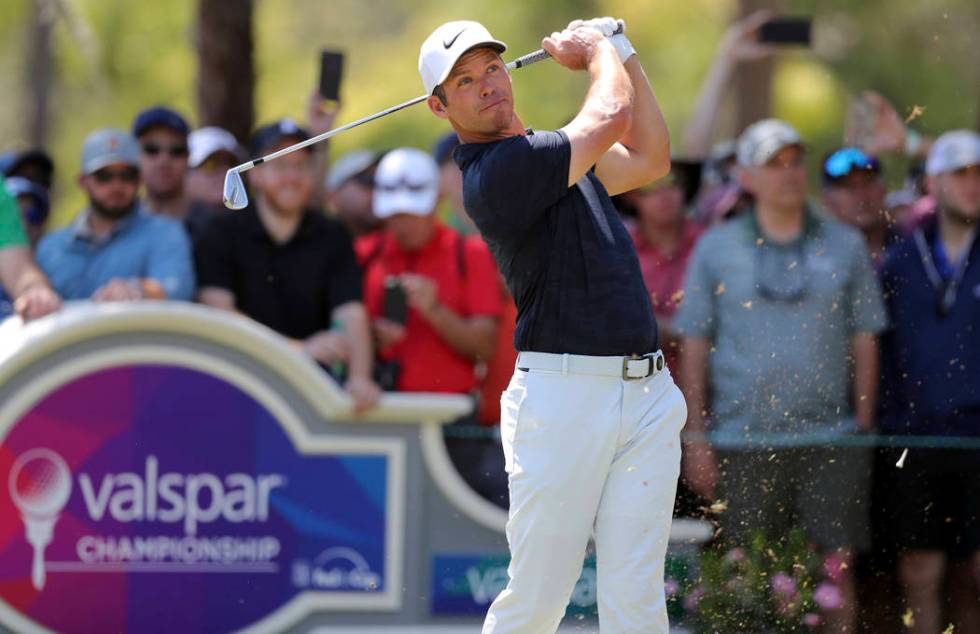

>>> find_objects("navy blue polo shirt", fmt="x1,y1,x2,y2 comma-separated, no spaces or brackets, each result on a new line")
880,218,980,436
454,129,657,356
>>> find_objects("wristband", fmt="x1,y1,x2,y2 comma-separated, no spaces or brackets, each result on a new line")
609,33,636,64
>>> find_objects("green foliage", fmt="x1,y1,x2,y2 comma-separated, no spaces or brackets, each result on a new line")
0,0,976,227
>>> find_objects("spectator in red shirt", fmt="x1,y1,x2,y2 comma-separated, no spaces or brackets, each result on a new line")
620,170,703,368
357,147,501,394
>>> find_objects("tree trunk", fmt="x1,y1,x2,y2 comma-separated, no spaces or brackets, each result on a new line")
734,0,778,135
195,0,255,144
26,0,55,148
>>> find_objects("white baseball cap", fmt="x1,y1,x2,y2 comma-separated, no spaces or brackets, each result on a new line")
188,126,243,168
373,148,440,219
925,129,980,176
419,20,507,95
737,119,804,167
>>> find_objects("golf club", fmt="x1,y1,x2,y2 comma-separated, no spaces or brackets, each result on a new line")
223,29,620,210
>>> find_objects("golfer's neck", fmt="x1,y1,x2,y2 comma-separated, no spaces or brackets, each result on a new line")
456,113,526,144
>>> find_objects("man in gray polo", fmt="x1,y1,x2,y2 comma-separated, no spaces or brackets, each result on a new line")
675,119,886,632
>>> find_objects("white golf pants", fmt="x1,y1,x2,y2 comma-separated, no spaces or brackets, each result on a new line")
483,352,686,634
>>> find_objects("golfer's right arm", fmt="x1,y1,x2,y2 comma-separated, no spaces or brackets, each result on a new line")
544,30,634,188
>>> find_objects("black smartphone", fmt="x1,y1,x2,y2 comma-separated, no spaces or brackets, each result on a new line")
758,18,812,46
383,277,408,325
318,49,344,101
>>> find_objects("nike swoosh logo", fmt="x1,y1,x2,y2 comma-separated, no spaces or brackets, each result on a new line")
443,29,466,49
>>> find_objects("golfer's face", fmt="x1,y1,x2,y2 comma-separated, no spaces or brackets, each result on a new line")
443,48,514,134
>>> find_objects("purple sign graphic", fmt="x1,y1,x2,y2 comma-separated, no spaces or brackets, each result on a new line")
0,364,396,633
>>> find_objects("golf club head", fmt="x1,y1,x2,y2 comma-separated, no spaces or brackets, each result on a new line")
223,169,249,210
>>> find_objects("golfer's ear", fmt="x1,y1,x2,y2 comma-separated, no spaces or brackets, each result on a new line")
427,95,449,120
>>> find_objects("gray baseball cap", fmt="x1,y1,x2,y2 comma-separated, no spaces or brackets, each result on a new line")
81,128,140,175
326,149,378,191
737,119,804,167
925,129,980,176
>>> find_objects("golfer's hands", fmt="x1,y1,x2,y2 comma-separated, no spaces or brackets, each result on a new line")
542,26,608,71
568,17,622,37
568,17,634,63
682,440,719,500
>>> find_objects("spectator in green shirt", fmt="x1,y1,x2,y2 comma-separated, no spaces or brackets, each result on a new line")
0,175,61,319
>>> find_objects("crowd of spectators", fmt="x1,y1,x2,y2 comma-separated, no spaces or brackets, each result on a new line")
1,10,978,633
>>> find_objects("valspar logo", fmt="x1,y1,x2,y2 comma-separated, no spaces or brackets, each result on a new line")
0,364,402,634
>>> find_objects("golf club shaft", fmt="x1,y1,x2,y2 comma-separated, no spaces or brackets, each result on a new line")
229,48,556,176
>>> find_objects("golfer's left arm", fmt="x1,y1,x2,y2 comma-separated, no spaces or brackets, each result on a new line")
595,56,671,196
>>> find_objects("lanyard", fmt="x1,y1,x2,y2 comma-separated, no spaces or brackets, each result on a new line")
913,227,977,316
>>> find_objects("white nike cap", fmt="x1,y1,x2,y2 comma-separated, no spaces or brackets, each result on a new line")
925,129,980,176
419,20,507,96
373,148,440,219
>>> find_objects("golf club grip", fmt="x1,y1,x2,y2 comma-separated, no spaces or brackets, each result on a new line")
507,49,551,70
506,21,625,70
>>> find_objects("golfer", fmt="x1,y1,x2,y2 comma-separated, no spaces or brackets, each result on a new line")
420,18,687,633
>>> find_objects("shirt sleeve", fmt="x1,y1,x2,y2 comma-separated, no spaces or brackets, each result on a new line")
0,177,28,250
672,233,717,339
326,223,363,310
845,231,888,335
465,130,571,240
146,218,195,301
461,236,504,318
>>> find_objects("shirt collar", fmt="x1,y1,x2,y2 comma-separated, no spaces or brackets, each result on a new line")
70,202,142,243
743,204,823,246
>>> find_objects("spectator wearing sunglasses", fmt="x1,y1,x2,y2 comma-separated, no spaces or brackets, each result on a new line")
35,128,194,302
822,146,901,269
674,119,887,633
132,106,192,224
0,175,60,320
326,149,384,237
4,176,49,248
878,130,980,634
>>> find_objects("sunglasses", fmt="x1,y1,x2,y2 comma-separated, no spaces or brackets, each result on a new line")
92,167,139,184
22,205,48,226
142,143,188,158
375,179,432,193
823,147,880,181
755,242,809,303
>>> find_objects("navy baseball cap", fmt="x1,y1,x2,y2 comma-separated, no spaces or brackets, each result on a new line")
249,119,311,156
4,176,50,225
822,146,881,185
0,148,55,188
132,106,191,139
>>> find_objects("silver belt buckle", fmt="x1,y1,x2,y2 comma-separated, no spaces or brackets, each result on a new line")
622,353,664,380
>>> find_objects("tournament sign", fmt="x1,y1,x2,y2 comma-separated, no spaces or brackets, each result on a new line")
0,361,404,633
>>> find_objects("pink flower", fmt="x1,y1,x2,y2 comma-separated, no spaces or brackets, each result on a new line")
725,547,747,563
823,552,848,584
803,613,821,628
814,582,843,611
683,585,705,612
664,578,679,597
771,572,797,598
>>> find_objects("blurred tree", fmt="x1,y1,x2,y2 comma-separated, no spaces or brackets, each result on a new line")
196,0,254,143
25,0,54,147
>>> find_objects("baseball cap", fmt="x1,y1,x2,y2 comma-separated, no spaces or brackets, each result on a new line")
132,106,191,139
419,20,507,95
4,176,50,225
250,118,311,156
188,126,244,168
737,119,804,167
822,146,881,185
373,148,440,219
0,149,55,188
326,149,379,191
80,128,141,175
925,129,980,175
